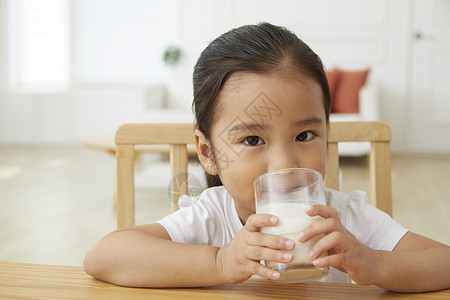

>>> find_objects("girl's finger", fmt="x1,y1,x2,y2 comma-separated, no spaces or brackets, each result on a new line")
313,245,378,285
247,232,294,250
309,231,347,260
298,217,342,242
244,245,293,263
313,252,346,269
304,204,340,220
248,261,281,281
244,214,278,232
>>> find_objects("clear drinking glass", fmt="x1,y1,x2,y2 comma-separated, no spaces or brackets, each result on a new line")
254,168,329,283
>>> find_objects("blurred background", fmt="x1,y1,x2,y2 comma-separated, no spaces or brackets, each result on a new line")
0,0,449,267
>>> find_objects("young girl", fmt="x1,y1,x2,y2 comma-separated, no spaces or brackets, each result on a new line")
84,23,450,292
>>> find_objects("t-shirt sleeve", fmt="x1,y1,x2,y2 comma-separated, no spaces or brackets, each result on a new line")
157,195,219,246
157,200,208,245
156,188,240,247
344,191,408,251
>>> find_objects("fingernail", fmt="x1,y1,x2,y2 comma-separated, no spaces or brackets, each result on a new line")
282,252,292,261
309,250,316,260
272,271,280,279
298,232,306,241
269,216,277,224
304,205,313,212
285,240,294,249
313,258,323,267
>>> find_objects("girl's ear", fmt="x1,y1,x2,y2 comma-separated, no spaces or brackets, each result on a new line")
194,129,218,175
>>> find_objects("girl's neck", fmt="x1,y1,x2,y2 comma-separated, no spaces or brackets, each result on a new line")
233,199,253,226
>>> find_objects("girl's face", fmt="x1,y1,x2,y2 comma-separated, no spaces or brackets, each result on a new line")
196,71,327,224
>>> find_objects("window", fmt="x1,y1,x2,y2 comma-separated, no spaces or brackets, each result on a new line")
8,0,70,90
7,0,178,90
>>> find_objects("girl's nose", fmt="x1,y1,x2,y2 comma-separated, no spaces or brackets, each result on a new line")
267,145,300,173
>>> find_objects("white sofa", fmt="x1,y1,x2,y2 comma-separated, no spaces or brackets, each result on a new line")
329,84,379,156
136,83,195,123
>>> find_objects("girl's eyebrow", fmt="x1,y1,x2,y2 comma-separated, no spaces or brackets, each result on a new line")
227,116,323,136
291,116,323,127
227,122,265,136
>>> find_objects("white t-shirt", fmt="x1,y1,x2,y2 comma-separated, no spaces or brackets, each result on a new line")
158,186,408,283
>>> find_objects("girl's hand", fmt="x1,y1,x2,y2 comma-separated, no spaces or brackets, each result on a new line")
215,214,295,284
299,205,381,286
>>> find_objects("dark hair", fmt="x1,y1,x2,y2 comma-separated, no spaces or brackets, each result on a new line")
192,22,330,187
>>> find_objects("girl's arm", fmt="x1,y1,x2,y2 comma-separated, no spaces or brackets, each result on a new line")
83,223,225,287
373,232,450,292
84,214,293,287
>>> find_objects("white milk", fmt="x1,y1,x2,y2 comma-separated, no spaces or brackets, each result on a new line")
258,202,327,268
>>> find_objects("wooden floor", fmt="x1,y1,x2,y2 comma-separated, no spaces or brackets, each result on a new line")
0,145,449,267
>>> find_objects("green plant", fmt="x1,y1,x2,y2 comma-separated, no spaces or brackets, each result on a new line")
163,46,182,66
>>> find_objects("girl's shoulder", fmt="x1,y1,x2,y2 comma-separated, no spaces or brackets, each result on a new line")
325,188,397,230
325,188,368,208
325,188,370,224
177,185,232,209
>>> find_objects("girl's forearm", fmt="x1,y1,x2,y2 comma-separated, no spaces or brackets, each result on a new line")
83,230,225,287
374,247,450,292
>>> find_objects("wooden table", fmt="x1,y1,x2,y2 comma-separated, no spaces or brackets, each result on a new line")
1,262,448,299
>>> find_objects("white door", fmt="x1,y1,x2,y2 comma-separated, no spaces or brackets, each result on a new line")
408,0,450,153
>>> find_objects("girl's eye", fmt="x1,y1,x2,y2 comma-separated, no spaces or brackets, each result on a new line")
296,131,315,142
243,136,264,146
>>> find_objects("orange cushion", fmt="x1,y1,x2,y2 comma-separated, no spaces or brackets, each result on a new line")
331,68,370,113
326,68,340,106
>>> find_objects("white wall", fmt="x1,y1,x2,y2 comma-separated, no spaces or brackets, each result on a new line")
0,0,434,152
206,0,411,152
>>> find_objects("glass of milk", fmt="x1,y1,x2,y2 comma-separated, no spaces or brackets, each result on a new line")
254,168,329,283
